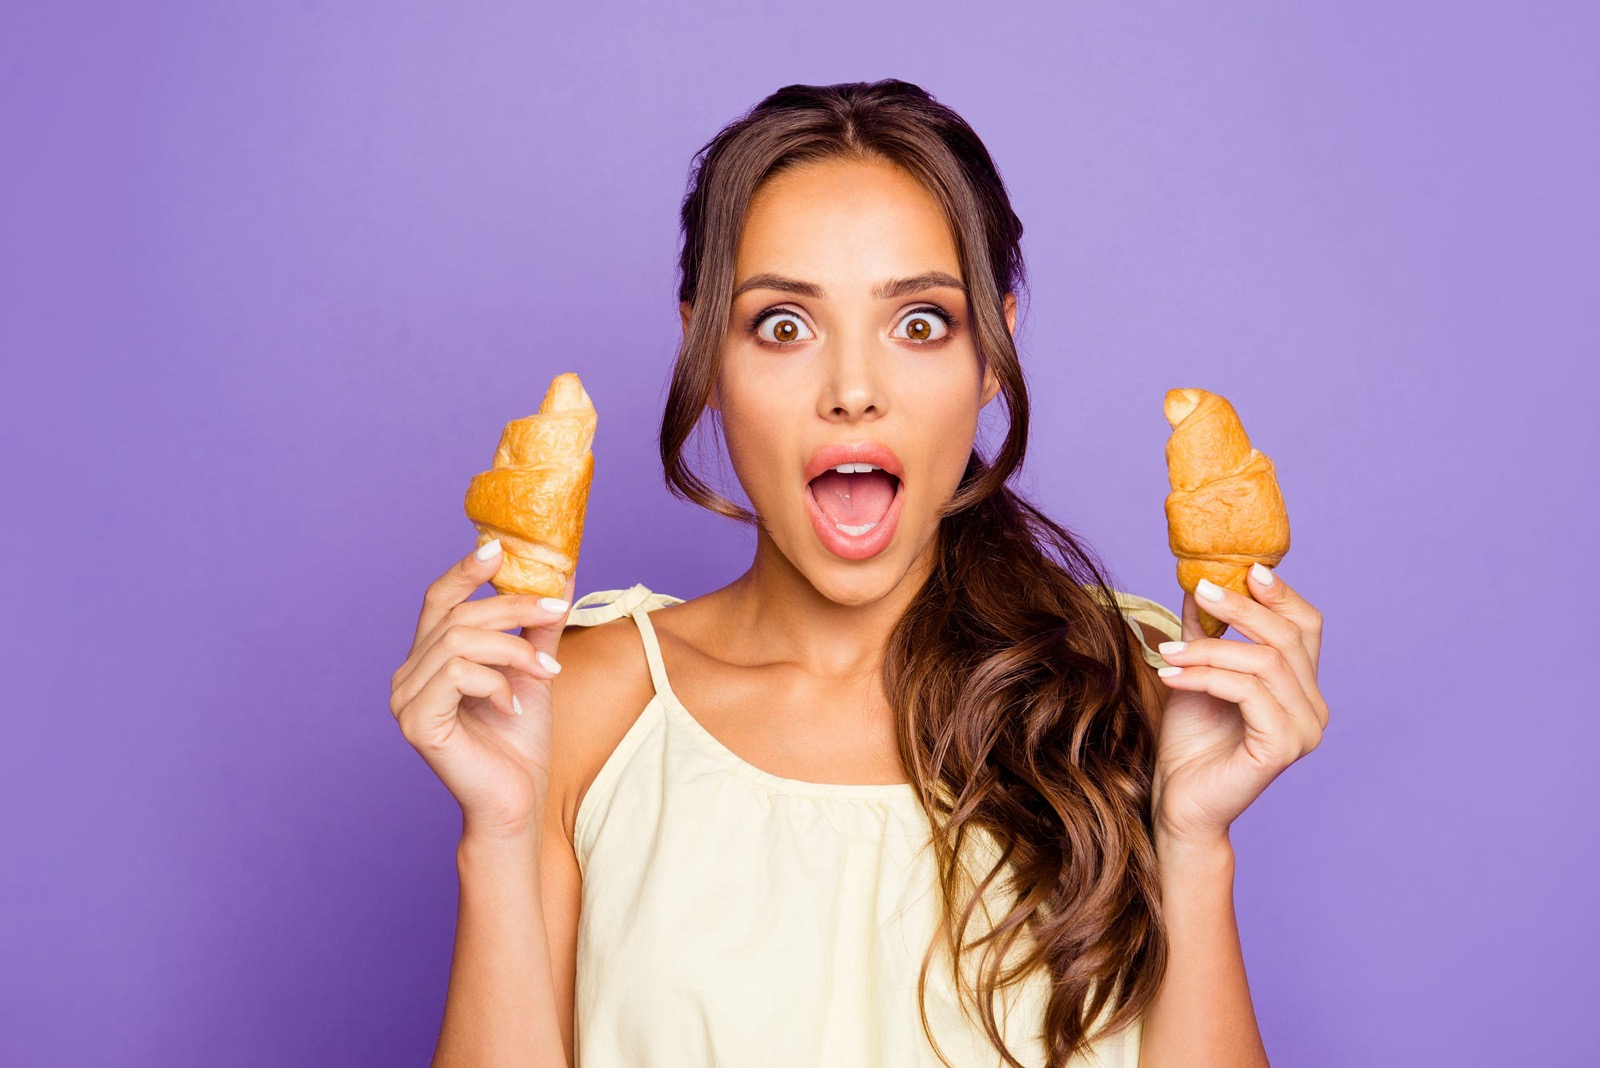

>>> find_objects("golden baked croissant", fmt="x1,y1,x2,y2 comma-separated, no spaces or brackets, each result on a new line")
1163,388,1290,638
463,372,596,599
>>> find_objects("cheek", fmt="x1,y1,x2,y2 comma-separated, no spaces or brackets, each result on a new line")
908,379,983,478
926,423,978,497
715,349,789,424
715,373,795,501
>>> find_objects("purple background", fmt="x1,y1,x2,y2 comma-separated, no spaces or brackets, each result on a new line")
4,2,1595,1064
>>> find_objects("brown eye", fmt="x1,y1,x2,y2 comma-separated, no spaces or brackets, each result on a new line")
752,310,814,346
893,307,954,343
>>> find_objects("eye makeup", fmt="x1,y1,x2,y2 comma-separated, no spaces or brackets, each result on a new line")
744,303,962,346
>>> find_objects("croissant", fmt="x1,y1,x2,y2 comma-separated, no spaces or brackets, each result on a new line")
1163,388,1290,638
463,372,596,599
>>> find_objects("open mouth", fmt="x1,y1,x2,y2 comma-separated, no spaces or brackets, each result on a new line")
805,465,905,558
807,467,901,533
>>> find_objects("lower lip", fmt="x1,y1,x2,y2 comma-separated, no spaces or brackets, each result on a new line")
804,477,906,561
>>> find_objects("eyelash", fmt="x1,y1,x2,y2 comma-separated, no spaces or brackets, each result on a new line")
745,304,961,345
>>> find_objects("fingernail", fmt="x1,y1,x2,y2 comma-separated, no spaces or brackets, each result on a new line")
1157,665,1184,677
1251,563,1275,586
538,597,570,613
1196,578,1225,603
512,694,524,716
476,538,502,561
1158,640,1187,655
537,651,562,674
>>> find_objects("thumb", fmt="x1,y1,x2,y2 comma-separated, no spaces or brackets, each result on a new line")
1180,586,1212,642
515,571,578,676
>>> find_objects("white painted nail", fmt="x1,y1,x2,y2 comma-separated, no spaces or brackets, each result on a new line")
476,538,502,561
1251,563,1275,586
1196,578,1225,603
1157,666,1184,677
537,651,562,675
512,694,524,716
539,597,570,613
1158,641,1187,655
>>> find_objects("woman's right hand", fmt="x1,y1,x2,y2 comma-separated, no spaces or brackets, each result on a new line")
389,539,575,840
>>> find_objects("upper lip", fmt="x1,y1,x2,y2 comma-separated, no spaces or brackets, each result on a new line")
803,441,905,484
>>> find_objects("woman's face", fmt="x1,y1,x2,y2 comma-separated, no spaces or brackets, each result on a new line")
684,155,1013,607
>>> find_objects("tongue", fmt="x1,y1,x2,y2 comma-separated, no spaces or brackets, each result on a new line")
809,470,897,526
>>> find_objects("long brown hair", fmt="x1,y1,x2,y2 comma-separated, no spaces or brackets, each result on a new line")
660,80,1168,1067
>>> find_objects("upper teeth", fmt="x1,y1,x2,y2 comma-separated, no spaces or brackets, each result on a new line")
832,463,884,474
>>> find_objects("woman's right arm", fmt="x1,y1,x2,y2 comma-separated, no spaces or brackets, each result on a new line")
436,812,577,1068
387,542,582,1067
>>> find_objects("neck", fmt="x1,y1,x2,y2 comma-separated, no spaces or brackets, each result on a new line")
713,526,939,683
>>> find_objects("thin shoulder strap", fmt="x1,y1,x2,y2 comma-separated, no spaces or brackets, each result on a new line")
628,603,675,700
566,583,675,626
564,582,687,698
1082,584,1183,670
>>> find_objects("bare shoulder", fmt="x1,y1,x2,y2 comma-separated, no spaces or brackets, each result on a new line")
545,614,656,850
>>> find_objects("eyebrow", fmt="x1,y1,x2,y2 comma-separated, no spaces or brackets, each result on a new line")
730,271,968,301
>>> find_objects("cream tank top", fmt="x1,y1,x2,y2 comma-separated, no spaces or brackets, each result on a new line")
564,583,1182,1068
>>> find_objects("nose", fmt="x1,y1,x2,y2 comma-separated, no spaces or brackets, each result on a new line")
816,339,886,423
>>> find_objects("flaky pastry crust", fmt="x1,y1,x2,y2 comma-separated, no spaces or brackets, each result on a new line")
463,372,596,598
1163,388,1290,638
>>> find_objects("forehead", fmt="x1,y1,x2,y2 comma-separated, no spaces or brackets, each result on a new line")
735,157,962,286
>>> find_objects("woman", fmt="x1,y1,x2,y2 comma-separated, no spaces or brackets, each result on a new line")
390,80,1328,1067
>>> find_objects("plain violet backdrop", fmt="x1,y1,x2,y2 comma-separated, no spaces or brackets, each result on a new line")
3,1,1595,1065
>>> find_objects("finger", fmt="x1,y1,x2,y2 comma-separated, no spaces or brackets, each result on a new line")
415,590,570,669
1179,587,1215,642
1193,576,1299,649
1155,661,1314,766
1155,635,1324,738
1245,564,1323,666
1190,575,1320,704
518,570,578,667
393,624,560,712
396,592,569,695
394,656,522,744
415,539,509,649
502,573,578,712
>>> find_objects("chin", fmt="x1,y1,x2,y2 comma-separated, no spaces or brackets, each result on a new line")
805,567,900,608
796,525,938,609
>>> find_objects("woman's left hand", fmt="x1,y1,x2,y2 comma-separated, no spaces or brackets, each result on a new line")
1149,564,1328,850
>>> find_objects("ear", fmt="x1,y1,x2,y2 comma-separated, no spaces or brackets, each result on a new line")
979,362,1000,408
679,301,692,337
978,292,1016,408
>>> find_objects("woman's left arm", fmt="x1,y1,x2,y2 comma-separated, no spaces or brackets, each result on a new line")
1137,563,1328,1068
